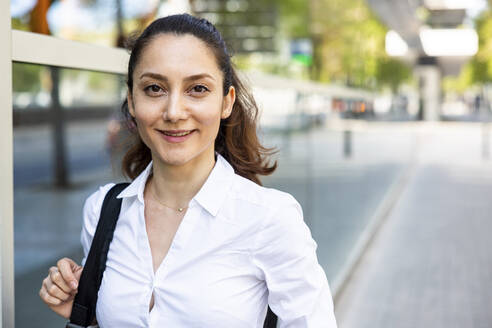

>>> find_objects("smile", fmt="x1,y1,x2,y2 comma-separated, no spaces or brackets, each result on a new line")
157,129,196,143
162,130,193,137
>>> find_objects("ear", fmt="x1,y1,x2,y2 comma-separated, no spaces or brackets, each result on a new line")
221,86,236,119
127,93,136,118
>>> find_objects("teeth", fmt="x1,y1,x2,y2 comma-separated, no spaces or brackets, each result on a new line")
163,131,191,137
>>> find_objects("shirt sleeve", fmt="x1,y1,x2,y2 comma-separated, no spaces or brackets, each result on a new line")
80,183,115,266
252,193,338,327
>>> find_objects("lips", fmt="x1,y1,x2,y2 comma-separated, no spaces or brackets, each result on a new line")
161,130,193,137
156,129,196,142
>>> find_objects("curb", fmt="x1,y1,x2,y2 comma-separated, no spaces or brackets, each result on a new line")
331,139,419,302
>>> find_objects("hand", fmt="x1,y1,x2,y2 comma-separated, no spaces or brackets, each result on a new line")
39,257,83,319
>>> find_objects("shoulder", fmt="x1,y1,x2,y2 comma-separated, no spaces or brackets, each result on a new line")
82,183,116,229
222,175,310,258
80,183,118,260
231,173,298,207
238,181,314,263
227,173,303,227
84,183,116,213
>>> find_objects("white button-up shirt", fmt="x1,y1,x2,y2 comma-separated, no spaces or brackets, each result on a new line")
81,154,337,327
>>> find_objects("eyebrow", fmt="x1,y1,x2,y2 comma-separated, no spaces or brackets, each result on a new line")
139,72,216,82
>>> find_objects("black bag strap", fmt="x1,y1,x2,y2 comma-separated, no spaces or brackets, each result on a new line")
67,182,278,327
67,183,129,328
263,306,278,328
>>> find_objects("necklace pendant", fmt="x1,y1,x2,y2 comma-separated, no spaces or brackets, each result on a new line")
178,208,184,212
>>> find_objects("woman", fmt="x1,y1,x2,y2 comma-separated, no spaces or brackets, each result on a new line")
39,14,337,327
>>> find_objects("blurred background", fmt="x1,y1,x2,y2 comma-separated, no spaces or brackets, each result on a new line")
8,0,492,327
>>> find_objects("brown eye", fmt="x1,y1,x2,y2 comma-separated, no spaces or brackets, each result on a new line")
144,84,164,96
191,85,209,94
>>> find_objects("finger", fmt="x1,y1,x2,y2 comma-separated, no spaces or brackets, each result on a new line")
49,266,72,293
39,285,62,306
44,277,72,302
74,265,84,281
57,258,81,290
69,266,84,296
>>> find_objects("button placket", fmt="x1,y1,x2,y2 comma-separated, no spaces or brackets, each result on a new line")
137,198,157,327
138,203,155,281
154,205,197,278
146,204,198,326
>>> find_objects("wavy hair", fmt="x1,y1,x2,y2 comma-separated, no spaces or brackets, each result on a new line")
120,14,276,185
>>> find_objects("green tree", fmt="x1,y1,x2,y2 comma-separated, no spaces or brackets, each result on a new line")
271,0,310,38
12,63,43,93
376,57,411,94
468,9,492,84
300,0,409,90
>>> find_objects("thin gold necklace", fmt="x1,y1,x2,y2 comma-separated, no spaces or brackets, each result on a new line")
150,183,187,213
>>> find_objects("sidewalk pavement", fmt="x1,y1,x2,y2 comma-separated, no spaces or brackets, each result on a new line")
335,124,492,328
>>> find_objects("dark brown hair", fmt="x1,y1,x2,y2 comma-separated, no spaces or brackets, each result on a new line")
121,14,276,185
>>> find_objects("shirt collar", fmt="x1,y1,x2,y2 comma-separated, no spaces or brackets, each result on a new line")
193,154,235,217
116,154,235,217
116,161,152,203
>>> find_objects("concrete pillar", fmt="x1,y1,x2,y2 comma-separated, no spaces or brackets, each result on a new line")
0,0,14,326
415,57,441,121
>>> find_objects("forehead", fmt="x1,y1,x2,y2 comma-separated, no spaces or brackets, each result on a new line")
135,33,222,78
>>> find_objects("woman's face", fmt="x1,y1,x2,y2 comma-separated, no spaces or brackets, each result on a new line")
128,33,235,167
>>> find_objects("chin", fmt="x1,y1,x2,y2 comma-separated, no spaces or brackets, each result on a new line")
159,148,203,167
160,154,191,166
154,144,214,167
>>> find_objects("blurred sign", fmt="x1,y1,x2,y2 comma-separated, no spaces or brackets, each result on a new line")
290,38,312,66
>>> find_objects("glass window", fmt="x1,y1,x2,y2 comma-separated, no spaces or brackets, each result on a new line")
13,64,124,327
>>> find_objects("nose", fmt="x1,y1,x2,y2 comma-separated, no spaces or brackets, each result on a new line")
163,92,188,123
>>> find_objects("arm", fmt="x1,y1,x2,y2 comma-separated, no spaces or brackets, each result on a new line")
252,194,338,327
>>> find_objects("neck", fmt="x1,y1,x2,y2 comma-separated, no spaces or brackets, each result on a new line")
149,151,216,208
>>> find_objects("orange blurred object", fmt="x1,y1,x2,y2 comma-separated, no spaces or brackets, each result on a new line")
29,0,51,35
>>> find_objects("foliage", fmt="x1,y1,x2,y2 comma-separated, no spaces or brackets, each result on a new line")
11,17,30,31
376,58,412,93
467,10,492,85
442,65,473,93
270,0,310,38
307,0,410,90
12,63,43,93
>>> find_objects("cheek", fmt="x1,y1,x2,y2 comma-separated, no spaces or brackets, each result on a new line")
134,111,155,125
193,110,222,138
133,114,155,140
133,98,162,125
192,98,224,130
134,116,153,147
132,108,160,146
